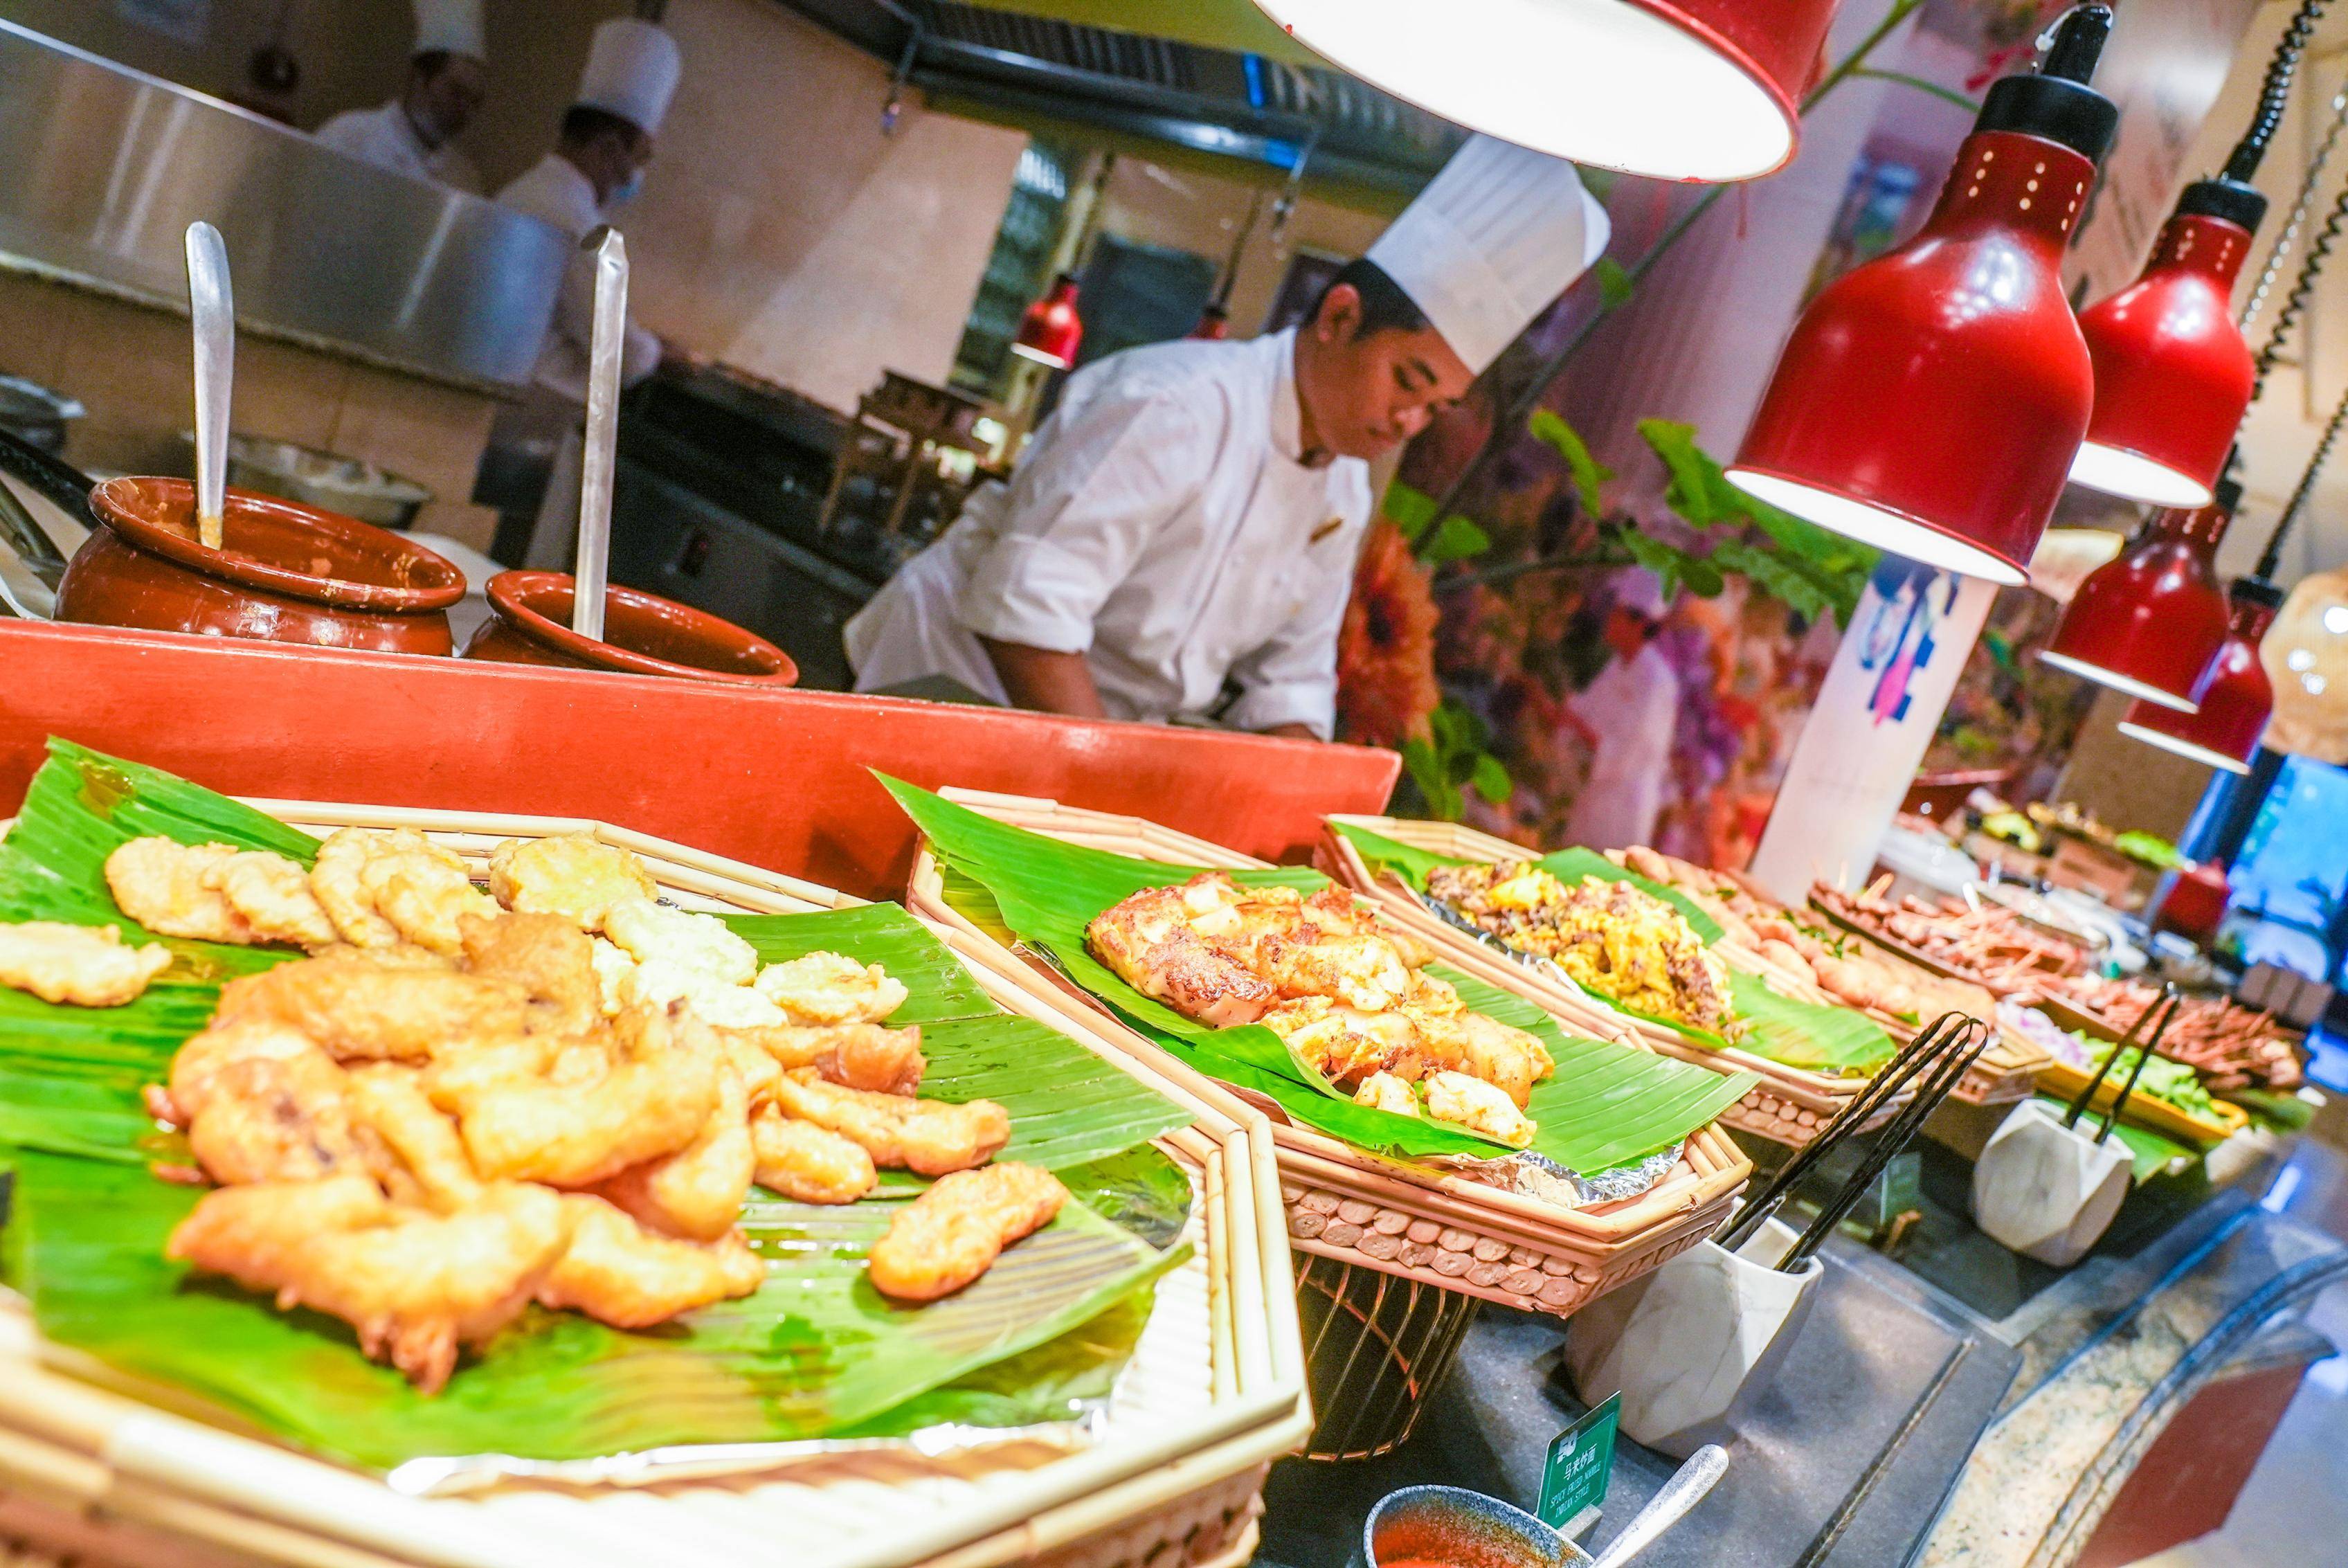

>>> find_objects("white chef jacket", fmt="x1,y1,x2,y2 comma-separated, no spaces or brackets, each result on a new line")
314,100,482,194
492,154,662,402
844,329,1371,738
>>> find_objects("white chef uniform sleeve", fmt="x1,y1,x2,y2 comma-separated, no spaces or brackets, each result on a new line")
549,251,663,390
955,386,1207,653
1220,512,1366,739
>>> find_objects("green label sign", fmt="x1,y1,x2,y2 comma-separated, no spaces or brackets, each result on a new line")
1537,1393,1620,1536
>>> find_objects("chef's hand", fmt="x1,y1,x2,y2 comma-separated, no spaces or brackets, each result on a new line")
978,637,1110,719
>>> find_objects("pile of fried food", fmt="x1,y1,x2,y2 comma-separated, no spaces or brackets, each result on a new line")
15,828,1067,1392
1614,848,1997,1026
1809,881,2089,994
1087,872,1551,1148
1422,860,1739,1039
2048,972,2302,1092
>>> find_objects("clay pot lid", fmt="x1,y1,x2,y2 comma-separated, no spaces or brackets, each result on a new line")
89,475,464,612
486,570,797,685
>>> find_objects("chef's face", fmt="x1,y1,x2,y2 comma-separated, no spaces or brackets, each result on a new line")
408,53,485,146
1297,284,1474,461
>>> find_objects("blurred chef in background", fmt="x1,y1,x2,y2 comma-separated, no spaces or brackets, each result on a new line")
314,0,487,192
495,17,680,569
845,136,1610,741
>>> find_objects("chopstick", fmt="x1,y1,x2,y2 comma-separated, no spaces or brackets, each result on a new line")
1716,1011,1973,1254
1776,1018,1994,1274
2095,989,2181,1146
2061,987,2166,1130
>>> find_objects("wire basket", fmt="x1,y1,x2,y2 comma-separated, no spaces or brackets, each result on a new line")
1294,1255,1483,1462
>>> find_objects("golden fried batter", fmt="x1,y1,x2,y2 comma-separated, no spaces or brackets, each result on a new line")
488,833,657,932
310,828,465,949
0,920,170,1007
208,850,336,950
604,897,759,985
866,1163,1066,1301
345,1065,482,1209
446,1004,719,1187
215,955,530,1063
753,952,908,1026
597,1062,755,1240
537,1194,764,1328
360,849,500,958
105,838,255,944
167,1175,574,1393
168,1019,385,1187
458,912,602,1035
748,1107,877,1204
722,1021,925,1096
769,1070,1008,1177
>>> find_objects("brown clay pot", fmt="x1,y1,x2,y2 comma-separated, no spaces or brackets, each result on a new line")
463,570,797,684
57,476,464,654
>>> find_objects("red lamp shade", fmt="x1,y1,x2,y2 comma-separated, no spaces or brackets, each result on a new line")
1012,274,1083,370
2040,487,2234,710
1727,132,2100,585
1190,302,1231,341
1246,0,1840,181
2070,194,2260,508
2116,578,2281,773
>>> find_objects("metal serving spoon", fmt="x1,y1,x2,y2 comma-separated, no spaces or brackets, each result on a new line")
184,221,234,552
574,225,629,642
1583,1445,1728,1567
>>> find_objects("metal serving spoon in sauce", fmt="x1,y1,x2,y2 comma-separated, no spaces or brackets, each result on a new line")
183,221,234,552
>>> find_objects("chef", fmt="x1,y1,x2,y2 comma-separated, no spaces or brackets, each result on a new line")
494,17,680,568
845,136,1609,739
314,0,487,192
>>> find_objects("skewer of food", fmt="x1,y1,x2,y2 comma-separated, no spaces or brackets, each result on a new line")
2043,972,2302,1092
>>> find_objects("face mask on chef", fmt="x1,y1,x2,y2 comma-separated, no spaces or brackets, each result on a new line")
559,107,655,210
1291,260,1476,465
404,51,485,150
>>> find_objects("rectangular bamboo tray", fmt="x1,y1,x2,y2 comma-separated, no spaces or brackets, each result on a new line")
901,791,1751,1322
1317,816,1917,1149
0,801,1310,1568
2032,1058,2251,1147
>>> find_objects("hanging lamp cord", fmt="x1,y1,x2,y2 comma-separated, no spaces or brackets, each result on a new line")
2227,0,2326,183
2244,88,2348,332
2261,376,2348,578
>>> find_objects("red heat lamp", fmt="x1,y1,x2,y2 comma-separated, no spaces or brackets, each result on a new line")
2115,577,2282,773
1246,0,1841,181
2039,479,2236,710
1726,6,2119,586
1011,274,1083,370
1190,301,1231,341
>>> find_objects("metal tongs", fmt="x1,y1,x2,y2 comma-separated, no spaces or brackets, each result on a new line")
574,226,629,642
2062,983,2183,1145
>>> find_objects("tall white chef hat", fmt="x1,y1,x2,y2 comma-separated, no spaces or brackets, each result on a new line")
412,0,485,61
576,18,683,136
1366,135,1611,375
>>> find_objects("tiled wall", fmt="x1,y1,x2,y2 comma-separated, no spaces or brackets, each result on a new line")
0,271,502,548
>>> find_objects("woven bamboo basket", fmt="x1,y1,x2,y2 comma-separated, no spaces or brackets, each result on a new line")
1316,816,1915,1151
0,801,1310,1568
898,791,1752,1331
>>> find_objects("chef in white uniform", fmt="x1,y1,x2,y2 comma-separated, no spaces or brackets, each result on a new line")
314,0,487,193
845,136,1610,739
494,17,679,568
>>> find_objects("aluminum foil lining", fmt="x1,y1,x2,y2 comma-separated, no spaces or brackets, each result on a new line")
1425,1140,1683,1207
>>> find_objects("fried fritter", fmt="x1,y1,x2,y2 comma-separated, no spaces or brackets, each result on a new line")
597,1061,755,1240
866,1163,1066,1302
769,1070,1008,1177
604,897,759,985
748,1107,876,1203
487,833,657,932
310,828,466,949
360,849,500,958
208,850,336,950
167,1175,574,1393
0,920,170,1007
458,912,602,1035
168,1018,385,1186
624,956,788,1028
588,937,635,1017
753,952,908,1026
722,1021,925,1096
346,1065,482,1209
215,955,530,1062
105,838,255,944
537,1194,764,1328
1423,1071,1535,1149
446,1004,719,1187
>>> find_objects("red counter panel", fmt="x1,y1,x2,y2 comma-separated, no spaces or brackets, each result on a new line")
0,623,1398,899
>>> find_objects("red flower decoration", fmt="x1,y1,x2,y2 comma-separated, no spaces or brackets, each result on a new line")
1336,520,1442,748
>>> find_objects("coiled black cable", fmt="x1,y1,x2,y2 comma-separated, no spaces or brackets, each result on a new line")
2260,377,2348,577
2228,0,2327,182
2252,177,2348,402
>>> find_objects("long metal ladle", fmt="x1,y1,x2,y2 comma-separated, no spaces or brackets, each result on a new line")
573,226,629,642
183,221,233,551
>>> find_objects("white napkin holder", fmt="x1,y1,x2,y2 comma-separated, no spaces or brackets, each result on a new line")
1563,1215,1821,1458
1971,1098,2131,1268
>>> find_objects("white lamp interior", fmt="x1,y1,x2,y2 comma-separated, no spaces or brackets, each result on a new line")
1724,468,2030,585
2115,721,2253,773
2037,649,2201,711
1255,0,1794,181
1009,343,1070,369
2066,442,2214,508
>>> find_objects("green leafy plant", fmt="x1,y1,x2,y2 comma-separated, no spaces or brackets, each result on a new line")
1399,701,1513,822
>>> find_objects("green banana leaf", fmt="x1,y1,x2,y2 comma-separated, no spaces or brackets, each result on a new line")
1331,820,1893,1077
887,779,1757,1175
0,740,1197,1471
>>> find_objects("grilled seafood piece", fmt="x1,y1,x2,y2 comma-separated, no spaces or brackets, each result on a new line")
867,1162,1066,1301
0,920,170,1007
